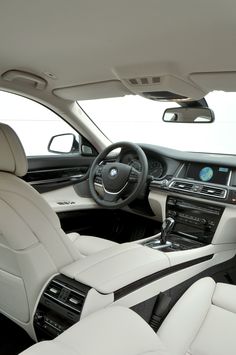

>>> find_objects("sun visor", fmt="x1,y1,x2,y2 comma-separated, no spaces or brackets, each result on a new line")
53,80,132,100
190,72,236,92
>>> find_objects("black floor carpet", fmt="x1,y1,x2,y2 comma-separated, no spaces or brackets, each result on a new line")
0,314,35,355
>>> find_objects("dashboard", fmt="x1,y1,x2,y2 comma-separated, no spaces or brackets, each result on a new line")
120,144,236,206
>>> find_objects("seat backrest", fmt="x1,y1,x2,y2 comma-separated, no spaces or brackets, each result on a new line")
157,277,236,355
0,123,80,324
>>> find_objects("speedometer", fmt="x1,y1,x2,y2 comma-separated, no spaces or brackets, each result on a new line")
149,160,164,178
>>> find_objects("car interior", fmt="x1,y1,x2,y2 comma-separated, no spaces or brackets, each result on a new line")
1,1,236,354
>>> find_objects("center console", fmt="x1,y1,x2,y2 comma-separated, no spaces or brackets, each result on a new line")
144,197,224,251
167,197,224,242
33,198,225,341
33,244,170,340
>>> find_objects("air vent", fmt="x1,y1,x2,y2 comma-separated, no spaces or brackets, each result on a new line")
200,186,227,199
128,76,161,86
44,280,63,300
169,180,227,199
171,181,194,191
34,274,91,340
44,279,86,313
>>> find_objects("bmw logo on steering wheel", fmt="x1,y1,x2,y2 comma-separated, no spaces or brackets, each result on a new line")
110,168,118,177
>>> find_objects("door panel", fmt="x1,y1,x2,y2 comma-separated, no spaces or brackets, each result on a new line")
24,155,95,193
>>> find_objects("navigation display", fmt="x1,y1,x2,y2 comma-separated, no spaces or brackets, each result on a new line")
185,163,230,185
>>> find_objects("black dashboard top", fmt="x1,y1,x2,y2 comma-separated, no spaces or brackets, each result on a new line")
140,144,236,168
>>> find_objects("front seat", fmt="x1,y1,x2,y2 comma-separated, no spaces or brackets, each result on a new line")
0,123,116,324
21,277,236,355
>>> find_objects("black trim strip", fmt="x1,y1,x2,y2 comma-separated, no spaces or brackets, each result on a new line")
114,254,214,301
29,174,84,186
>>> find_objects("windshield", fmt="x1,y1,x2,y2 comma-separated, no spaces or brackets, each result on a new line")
79,91,236,154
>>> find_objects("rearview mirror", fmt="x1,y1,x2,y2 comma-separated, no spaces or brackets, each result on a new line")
48,133,79,154
163,107,215,123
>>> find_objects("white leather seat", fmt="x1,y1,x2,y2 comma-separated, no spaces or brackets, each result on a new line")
0,123,116,324
158,277,236,355
21,277,236,355
21,306,170,355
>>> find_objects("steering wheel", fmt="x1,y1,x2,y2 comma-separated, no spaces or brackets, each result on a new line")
89,142,148,209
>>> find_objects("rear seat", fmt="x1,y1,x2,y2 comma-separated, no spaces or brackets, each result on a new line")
20,306,170,355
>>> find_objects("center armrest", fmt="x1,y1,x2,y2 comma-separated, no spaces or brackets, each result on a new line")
60,243,170,294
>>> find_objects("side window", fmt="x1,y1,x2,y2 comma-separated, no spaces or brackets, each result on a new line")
0,91,79,156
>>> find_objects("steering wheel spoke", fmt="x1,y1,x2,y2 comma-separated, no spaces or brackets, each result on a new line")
129,167,141,183
95,165,104,176
103,191,120,203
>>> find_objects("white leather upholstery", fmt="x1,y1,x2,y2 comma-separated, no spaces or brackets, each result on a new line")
0,123,116,324
0,123,28,176
61,243,170,293
20,306,170,355
158,277,236,355
20,278,236,355
0,171,74,323
67,232,117,256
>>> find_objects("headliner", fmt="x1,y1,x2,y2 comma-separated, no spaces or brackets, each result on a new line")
0,0,235,99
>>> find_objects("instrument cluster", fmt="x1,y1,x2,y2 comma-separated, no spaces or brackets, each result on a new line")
122,152,165,179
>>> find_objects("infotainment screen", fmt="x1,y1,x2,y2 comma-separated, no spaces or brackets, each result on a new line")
185,163,230,185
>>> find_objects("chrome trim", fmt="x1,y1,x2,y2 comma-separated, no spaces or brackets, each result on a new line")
175,163,185,178
169,181,194,193
227,169,233,186
44,292,81,313
197,187,227,199
44,320,62,332
144,239,172,250
177,231,199,239
94,181,128,195
51,279,85,298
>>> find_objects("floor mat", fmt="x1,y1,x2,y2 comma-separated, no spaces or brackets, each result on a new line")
0,314,35,355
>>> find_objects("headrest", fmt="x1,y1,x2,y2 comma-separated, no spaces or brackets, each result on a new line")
0,123,28,176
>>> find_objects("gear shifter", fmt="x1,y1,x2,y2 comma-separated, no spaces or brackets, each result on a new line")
160,217,175,245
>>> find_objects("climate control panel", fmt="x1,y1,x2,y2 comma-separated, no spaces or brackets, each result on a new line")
166,197,224,243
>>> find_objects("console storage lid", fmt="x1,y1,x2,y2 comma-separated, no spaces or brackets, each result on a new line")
60,243,170,294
